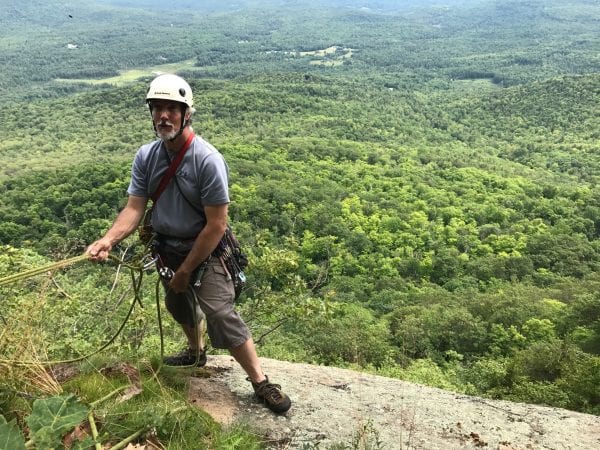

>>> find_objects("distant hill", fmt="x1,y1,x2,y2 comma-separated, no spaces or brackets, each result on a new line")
1,0,599,99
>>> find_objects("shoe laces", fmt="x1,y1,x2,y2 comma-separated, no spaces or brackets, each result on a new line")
248,376,284,400
259,381,284,402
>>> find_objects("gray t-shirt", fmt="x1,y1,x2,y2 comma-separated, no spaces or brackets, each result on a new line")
127,135,230,239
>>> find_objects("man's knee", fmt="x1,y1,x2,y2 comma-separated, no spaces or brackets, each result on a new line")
204,307,251,349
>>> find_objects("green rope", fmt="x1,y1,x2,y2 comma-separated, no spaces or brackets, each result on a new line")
0,265,141,367
0,248,196,371
155,277,165,374
0,252,152,367
0,254,89,287
0,254,143,288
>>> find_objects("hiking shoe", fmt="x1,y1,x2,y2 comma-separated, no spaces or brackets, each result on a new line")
163,347,207,367
248,376,291,413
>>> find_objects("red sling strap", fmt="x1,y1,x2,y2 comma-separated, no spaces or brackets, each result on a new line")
150,132,195,203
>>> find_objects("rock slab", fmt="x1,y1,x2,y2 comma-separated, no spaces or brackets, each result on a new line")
187,356,600,450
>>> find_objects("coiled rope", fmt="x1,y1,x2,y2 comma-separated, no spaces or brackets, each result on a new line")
0,252,166,367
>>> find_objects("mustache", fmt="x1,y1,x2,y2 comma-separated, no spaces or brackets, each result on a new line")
158,121,175,127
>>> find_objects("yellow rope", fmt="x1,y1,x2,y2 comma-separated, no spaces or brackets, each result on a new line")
0,254,89,287
0,252,149,366
0,254,145,288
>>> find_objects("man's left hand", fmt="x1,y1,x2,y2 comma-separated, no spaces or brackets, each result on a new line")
170,270,191,293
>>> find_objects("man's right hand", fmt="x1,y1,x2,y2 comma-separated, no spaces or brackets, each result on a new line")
86,238,113,262
84,196,147,262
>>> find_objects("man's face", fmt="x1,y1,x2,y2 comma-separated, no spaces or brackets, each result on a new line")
149,100,186,141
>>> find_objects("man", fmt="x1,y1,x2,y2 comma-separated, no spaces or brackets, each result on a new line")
86,73,291,414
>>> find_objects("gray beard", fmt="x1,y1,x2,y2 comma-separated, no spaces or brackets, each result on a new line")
157,128,178,141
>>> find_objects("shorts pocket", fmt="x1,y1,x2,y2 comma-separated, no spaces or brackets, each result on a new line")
199,262,235,302
211,263,229,277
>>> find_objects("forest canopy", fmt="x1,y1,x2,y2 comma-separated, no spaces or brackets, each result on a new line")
0,0,599,417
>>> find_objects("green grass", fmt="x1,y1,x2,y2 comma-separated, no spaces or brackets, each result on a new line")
59,357,265,449
55,58,199,86
451,78,501,93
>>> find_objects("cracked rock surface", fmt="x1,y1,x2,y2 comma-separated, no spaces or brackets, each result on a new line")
187,355,600,450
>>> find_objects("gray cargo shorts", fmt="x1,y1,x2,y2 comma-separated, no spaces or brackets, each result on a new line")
163,256,251,349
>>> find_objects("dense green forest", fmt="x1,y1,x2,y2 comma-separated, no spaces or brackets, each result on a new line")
1,0,599,443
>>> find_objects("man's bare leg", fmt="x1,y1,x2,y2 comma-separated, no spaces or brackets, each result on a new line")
229,337,291,413
163,319,207,366
181,319,206,352
228,337,265,383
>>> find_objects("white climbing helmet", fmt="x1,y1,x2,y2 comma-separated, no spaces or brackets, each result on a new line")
146,73,193,109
